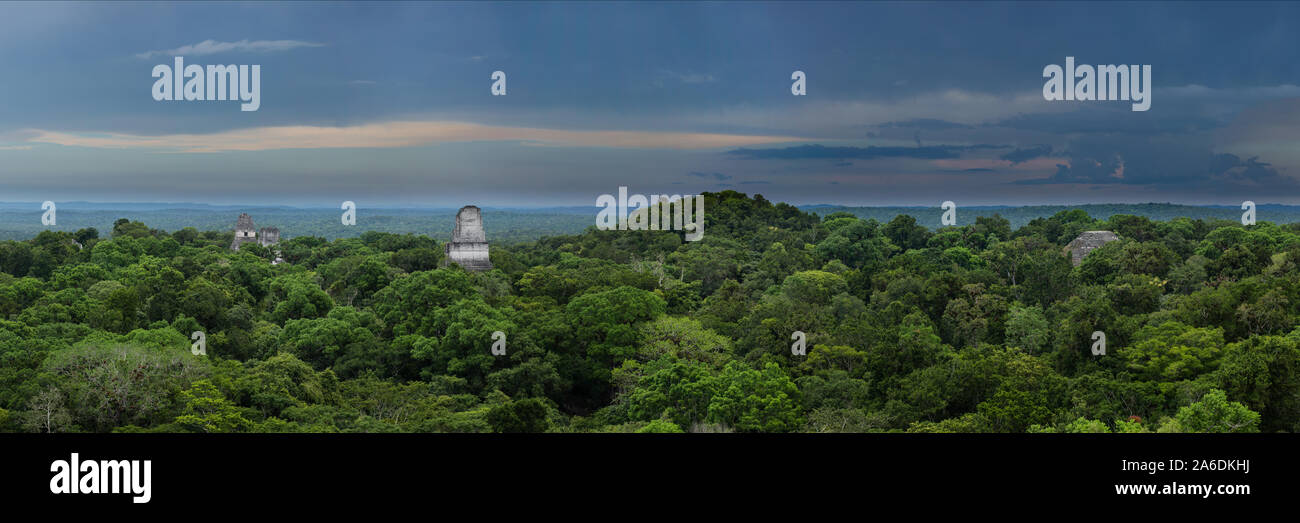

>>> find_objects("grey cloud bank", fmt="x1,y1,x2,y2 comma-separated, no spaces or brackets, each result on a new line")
1,2,1299,206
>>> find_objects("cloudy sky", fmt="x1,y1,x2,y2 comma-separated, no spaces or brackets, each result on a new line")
1,1,1299,207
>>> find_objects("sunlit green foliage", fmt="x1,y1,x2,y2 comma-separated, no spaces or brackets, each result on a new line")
0,193,1293,432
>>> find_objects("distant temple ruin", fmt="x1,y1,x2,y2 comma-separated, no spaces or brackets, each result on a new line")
1064,230,1120,266
258,227,280,247
230,213,257,250
229,213,280,251
442,205,492,271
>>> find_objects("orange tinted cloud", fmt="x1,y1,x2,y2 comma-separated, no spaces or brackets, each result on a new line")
24,121,805,153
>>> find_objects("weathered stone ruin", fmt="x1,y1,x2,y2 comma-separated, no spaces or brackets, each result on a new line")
230,213,258,250
442,205,492,271
1064,230,1120,265
229,213,280,251
258,227,280,247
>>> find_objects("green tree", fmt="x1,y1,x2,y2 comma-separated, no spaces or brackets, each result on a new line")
174,379,252,433
1005,304,1049,354
705,361,803,432
487,397,550,433
1175,389,1260,433
1120,321,1224,381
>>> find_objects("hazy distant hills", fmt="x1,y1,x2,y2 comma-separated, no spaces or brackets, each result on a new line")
801,203,1300,229
0,201,1293,243
0,204,594,244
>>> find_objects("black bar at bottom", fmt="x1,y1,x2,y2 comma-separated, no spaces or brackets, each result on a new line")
1,434,1286,512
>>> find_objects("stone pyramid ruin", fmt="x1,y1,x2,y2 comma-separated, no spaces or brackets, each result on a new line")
442,205,492,271
1064,230,1120,266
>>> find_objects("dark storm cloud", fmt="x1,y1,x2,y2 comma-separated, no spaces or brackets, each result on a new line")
1000,145,1055,165
1014,135,1298,190
877,118,974,130
1016,159,1124,185
1210,154,1295,187
688,172,732,181
727,143,1008,161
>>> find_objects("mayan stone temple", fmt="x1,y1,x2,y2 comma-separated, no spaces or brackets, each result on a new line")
442,205,492,271
1064,230,1120,266
229,213,280,251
